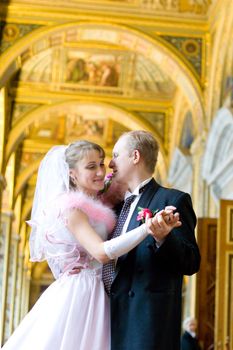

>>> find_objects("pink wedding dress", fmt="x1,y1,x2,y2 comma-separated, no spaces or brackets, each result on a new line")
1,192,116,350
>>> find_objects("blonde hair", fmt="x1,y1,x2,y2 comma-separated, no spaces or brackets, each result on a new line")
65,140,105,189
120,130,159,173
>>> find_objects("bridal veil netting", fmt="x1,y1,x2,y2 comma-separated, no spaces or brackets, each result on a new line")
27,145,70,261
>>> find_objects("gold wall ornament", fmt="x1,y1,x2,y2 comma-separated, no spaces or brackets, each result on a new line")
182,40,199,57
0,23,42,55
179,0,212,14
2,24,19,42
1,0,212,15
161,35,203,80
0,23,204,130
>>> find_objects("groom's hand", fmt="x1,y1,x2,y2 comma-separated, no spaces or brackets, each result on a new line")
69,267,83,275
146,206,181,244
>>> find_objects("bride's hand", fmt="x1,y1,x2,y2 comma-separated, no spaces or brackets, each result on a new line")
145,206,181,243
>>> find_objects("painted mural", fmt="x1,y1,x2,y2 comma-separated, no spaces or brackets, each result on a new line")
65,113,105,142
16,45,175,98
65,51,120,87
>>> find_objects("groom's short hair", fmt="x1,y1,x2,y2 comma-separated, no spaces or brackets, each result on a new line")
121,130,159,173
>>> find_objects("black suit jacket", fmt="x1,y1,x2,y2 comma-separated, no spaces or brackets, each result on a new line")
181,331,202,350
110,179,201,350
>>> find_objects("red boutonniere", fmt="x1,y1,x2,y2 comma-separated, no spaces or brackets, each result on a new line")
136,207,159,223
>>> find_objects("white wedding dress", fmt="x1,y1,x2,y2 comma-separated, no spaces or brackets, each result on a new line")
1,192,116,350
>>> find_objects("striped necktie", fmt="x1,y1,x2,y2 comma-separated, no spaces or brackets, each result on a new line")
102,194,137,295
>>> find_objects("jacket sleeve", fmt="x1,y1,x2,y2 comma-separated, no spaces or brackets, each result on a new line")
152,192,201,275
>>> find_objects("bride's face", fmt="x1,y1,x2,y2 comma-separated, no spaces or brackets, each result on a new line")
70,149,106,196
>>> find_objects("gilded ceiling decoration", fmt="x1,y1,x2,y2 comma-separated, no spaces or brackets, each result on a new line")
2,23,203,110
0,0,211,224
0,21,204,83
15,47,175,98
0,0,213,15
161,36,202,78
0,23,41,54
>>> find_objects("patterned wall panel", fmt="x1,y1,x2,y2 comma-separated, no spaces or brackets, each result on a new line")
161,35,202,78
0,23,41,54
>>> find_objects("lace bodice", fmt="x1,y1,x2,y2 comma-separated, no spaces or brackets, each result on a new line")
28,191,116,279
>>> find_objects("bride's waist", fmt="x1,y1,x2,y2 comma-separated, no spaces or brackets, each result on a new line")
61,266,103,279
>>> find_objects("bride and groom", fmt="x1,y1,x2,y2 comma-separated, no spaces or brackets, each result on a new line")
2,130,200,350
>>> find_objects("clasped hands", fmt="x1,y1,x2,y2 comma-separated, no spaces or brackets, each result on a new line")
145,206,181,244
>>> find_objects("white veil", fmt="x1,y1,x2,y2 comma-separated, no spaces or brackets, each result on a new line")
27,145,70,261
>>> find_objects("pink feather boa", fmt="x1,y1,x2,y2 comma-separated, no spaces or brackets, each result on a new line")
57,191,116,232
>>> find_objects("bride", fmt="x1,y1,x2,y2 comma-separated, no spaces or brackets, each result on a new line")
1,140,180,350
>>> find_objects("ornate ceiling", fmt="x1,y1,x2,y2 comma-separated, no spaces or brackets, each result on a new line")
0,0,221,218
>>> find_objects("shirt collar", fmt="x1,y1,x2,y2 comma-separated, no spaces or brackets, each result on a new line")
187,331,196,338
125,177,152,199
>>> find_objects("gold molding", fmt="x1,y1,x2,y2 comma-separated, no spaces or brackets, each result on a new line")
1,3,209,29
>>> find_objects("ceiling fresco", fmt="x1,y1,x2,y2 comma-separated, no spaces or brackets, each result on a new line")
0,0,211,224
16,47,175,98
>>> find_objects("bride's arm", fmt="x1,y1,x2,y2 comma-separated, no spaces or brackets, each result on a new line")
67,208,181,264
67,208,147,263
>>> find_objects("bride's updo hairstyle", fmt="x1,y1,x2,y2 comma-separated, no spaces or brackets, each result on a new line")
65,140,105,189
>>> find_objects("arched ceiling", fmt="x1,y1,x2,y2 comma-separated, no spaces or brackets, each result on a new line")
0,0,219,227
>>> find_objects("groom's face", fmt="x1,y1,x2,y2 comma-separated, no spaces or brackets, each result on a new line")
109,136,133,183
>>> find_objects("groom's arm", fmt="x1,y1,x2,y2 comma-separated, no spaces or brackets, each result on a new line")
148,192,200,275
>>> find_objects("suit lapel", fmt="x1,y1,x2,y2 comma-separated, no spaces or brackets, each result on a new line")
114,178,160,276
126,178,159,232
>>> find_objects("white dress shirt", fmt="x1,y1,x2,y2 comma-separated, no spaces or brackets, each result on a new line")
121,177,152,235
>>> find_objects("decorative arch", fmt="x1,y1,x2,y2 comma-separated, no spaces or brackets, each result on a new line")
0,22,205,130
6,101,164,159
202,107,233,202
14,158,42,199
8,101,168,207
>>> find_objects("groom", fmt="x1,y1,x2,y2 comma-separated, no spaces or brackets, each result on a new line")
103,130,200,350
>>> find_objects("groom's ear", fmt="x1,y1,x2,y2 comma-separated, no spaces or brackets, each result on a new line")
132,149,140,164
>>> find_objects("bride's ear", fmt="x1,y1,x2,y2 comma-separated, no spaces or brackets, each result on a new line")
69,169,76,183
